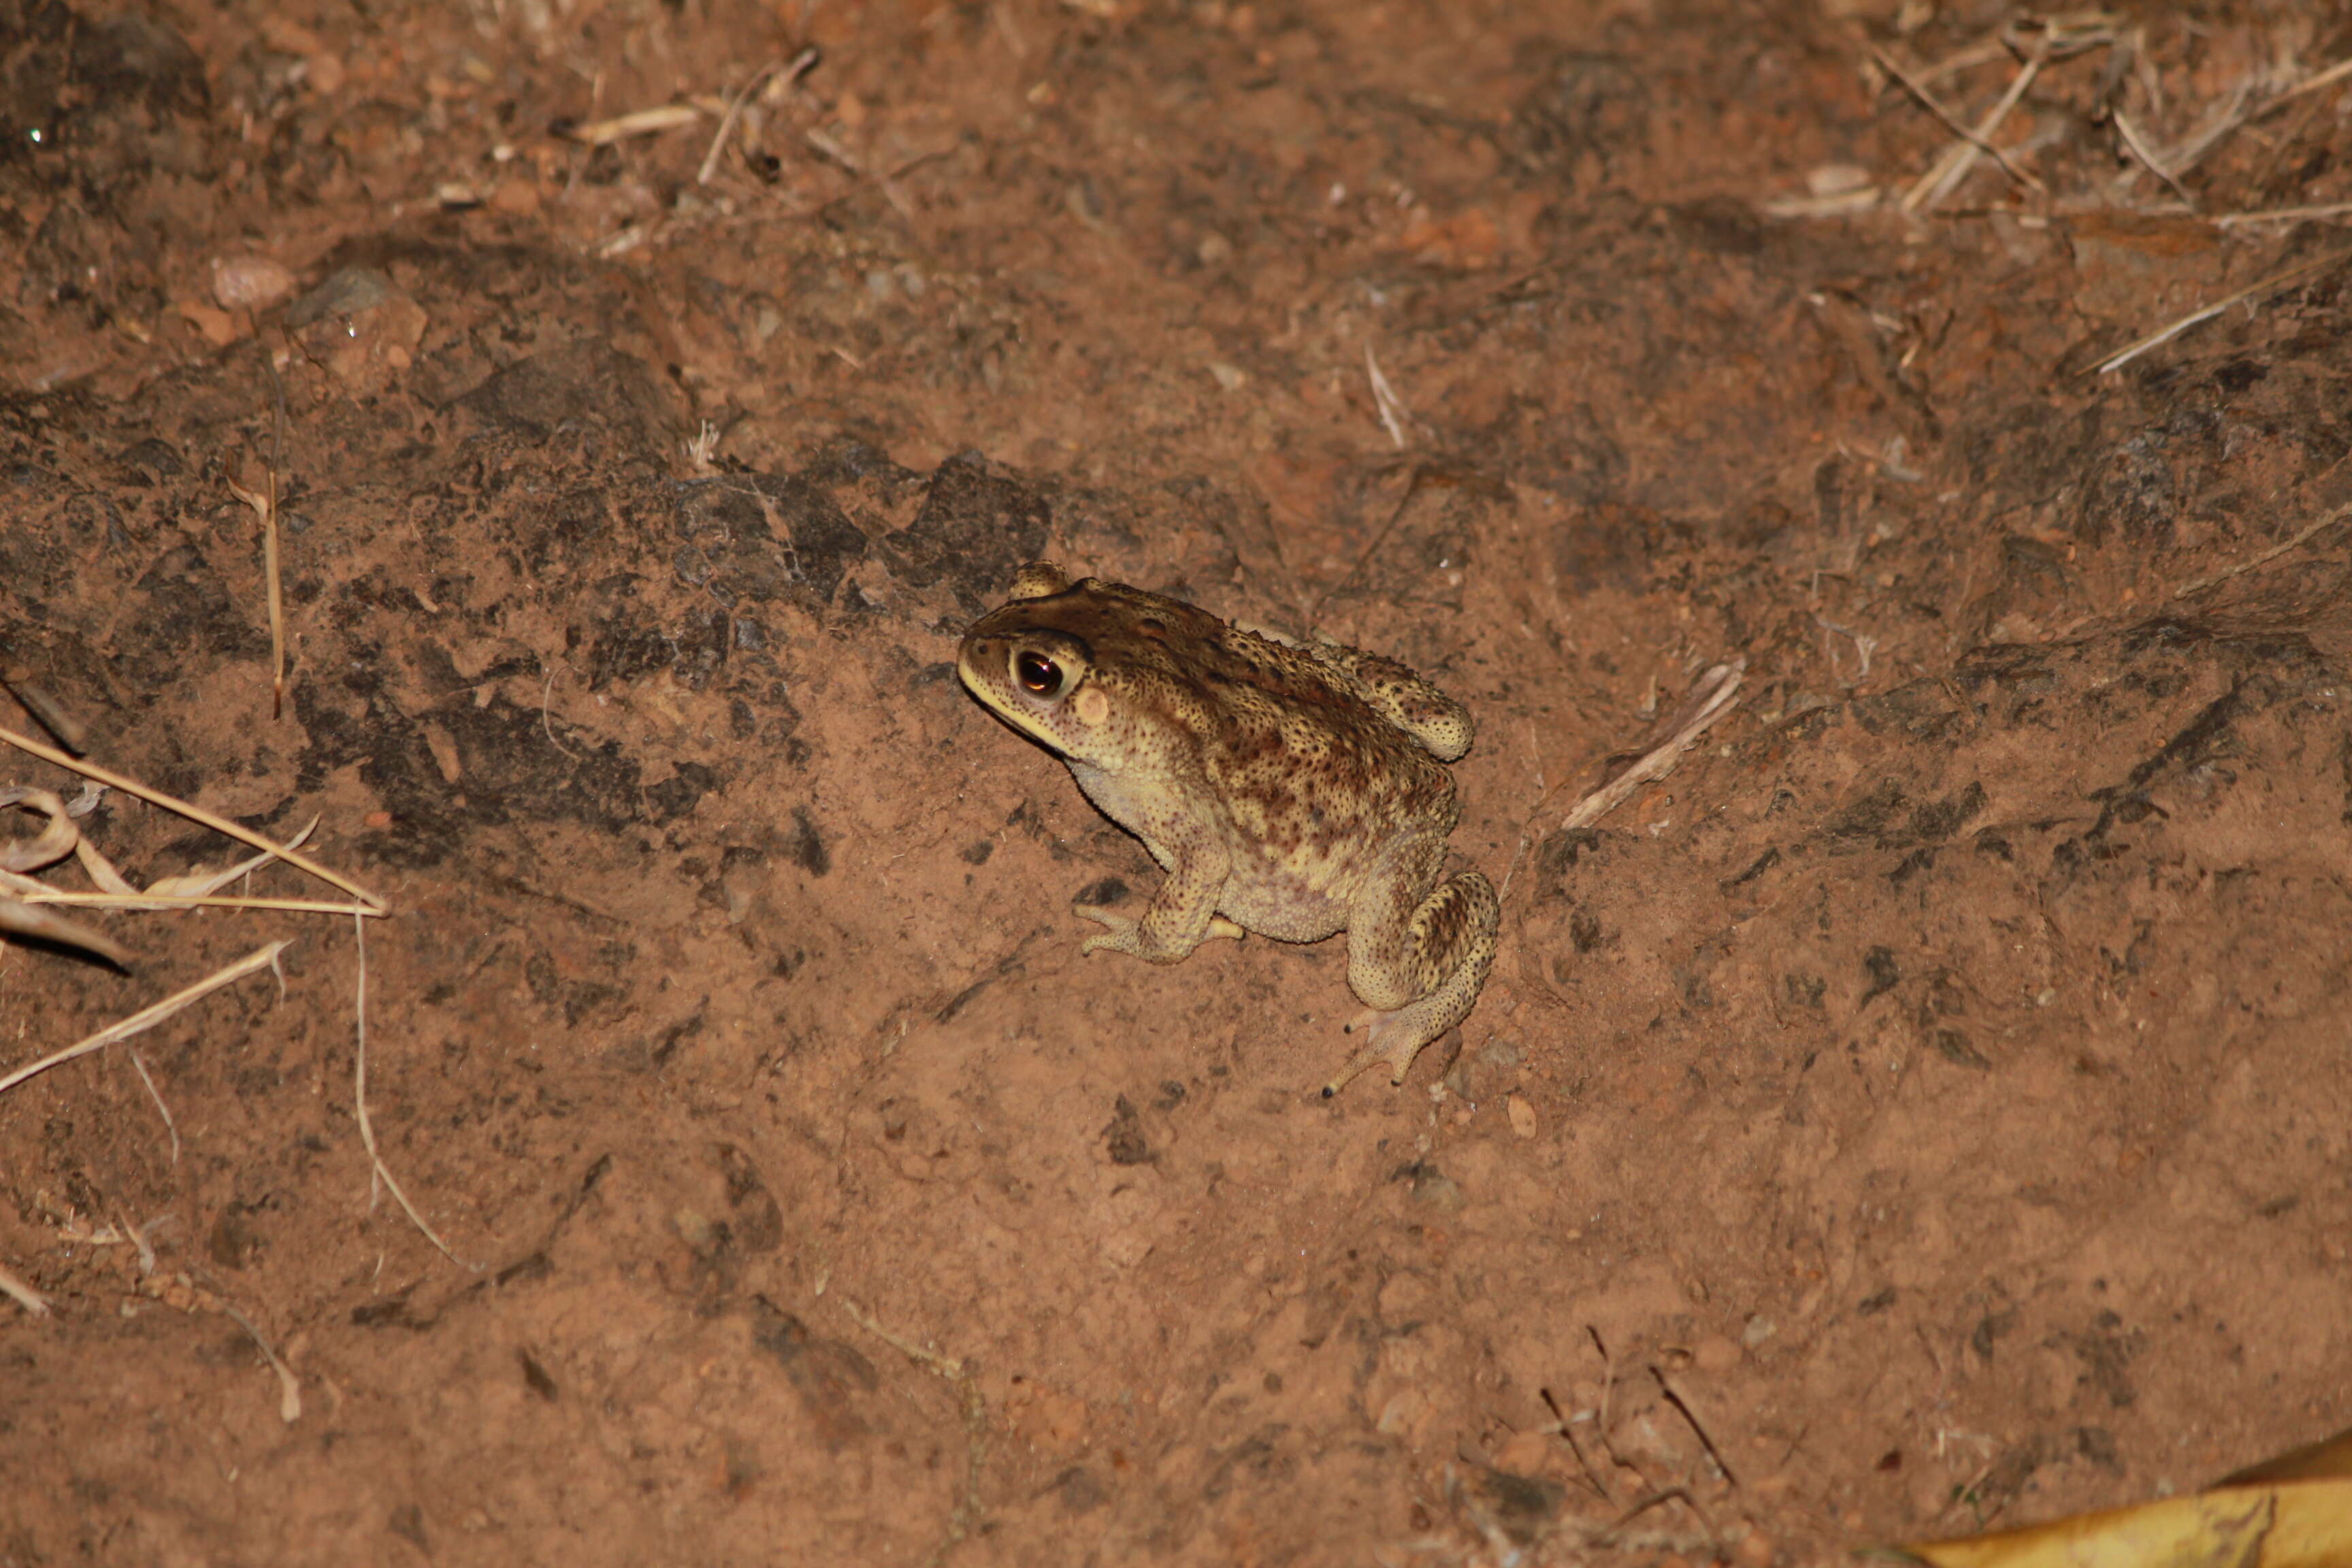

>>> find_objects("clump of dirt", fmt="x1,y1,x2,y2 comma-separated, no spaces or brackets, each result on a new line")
3,1,2349,1563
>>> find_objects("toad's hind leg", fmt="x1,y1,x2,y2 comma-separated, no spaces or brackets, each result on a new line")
1323,855,1499,1096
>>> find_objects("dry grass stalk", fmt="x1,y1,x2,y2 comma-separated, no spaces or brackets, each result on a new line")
1364,342,1410,449
2214,200,2352,227
0,892,130,966
10,815,377,917
566,103,702,145
18,891,381,917
2172,504,2352,599
350,912,472,1269
698,63,778,186
2142,83,2259,186
0,939,291,1097
1911,38,2012,86
225,469,287,721
220,1302,302,1422
1901,42,2048,212
2095,248,2352,374
0,668,88,754
2111,108,2198,207
0,1259,50,1317
2123,53,2347,192
696,48,817,186
1561,662,1745,831
127,1047,180,1164
843,1297,989,1568
2268,54,2352,108
0,723,387,911
1872,44,2046,195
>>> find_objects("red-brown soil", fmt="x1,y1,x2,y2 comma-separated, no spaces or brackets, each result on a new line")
3,1,2349,1563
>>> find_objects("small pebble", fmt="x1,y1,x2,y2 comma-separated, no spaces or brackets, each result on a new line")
1692,1334,1742,1373
211,255,296,311
1506,1094,1537,1139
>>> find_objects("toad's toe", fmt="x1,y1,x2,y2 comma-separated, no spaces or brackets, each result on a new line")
1321,1007,1448,1096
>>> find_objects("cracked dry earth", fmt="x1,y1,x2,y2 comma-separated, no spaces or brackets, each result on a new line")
3,0,2351,1563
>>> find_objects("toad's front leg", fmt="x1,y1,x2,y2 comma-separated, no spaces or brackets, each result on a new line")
1323,840,1499,1095
1076,837,1243,963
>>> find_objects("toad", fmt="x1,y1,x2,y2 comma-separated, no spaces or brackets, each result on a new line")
958,562,1498,1094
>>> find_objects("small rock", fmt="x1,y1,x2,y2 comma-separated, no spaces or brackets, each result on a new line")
1806,163,1871,197
1490,1428,1555,1475
285,265,395,327
178,299,238,346
1692,1334,1742,1373
211,255,296,311
1506,1094,1537,1139
492,176,542,216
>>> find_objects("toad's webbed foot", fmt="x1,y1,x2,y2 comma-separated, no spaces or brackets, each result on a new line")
1075,902,1243,962
1324,866,1498,1096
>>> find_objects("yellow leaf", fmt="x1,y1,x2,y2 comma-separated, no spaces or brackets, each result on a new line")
1881,1424,2352,1568
1882,1484,2352,1568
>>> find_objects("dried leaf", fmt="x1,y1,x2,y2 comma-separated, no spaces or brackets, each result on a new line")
0,788,79,872
146,817,319,900
1883,1425,2352,1568
0,892,132,966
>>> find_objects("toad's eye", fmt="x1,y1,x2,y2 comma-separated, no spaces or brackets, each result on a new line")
1015,651,1064,696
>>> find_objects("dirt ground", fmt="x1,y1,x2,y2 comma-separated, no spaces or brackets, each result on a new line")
4,0,2351,1563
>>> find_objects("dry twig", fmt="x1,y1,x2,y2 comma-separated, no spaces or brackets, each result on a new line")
1541,1384,1616,1504
1653,1365,1741,1487
1310,464,1431,626
1592,1484,1722,1552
